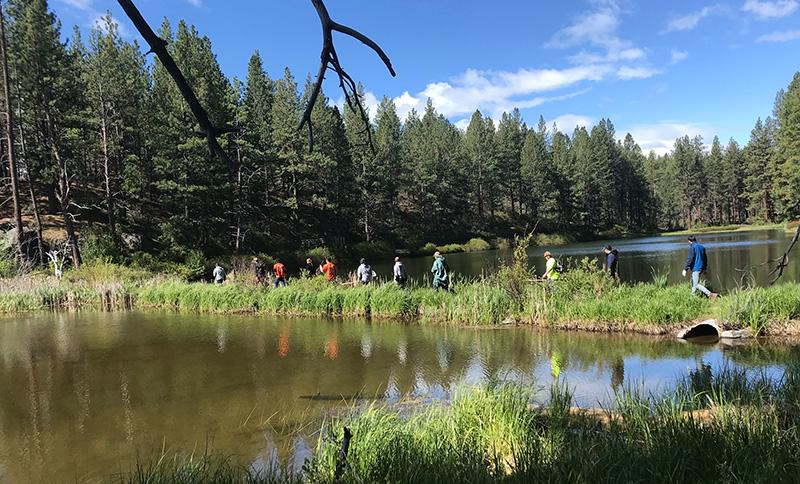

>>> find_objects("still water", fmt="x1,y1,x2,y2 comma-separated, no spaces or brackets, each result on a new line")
1,312,797,482
374,229,800,291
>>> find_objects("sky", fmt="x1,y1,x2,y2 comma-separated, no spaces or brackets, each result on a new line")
52,0,800,154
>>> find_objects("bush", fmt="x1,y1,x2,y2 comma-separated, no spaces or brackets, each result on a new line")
81,231,124,263
463,238,491,252
436,243,464,254
418,242,438,256
180,250,208,282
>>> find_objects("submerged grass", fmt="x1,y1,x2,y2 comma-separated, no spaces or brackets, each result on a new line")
118,366,800,483
1,260,799,332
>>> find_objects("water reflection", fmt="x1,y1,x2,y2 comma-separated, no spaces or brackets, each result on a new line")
0,312,797,482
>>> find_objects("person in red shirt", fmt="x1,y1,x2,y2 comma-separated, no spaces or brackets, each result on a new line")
273,259,287,288
322,257,337,283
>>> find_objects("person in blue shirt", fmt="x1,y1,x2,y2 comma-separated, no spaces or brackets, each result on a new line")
603,245,619,280
682,236,718,300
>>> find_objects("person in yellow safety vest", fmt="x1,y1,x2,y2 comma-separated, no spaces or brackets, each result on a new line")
543,251,560,282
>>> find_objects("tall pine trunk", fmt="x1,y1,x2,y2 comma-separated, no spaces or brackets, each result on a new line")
0,5,24,263
98,84,117,240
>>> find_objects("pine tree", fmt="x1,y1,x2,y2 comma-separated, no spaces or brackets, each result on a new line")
703,136,726,224
673,135,706,228
463,110,497,227
9,0,84,265
520,118,558,225
495,109,524,219
743,118,776,222
773,72,800,219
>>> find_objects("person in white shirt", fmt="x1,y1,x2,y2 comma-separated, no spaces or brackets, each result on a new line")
357,258,373,284
393,257,407,287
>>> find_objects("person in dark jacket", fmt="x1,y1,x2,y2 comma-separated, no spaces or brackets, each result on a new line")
302,258,316,277
603,245,619,280
683,236,718,300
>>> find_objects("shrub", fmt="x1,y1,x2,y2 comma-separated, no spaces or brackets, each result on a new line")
463,238,491,252
418,242,438,256
436,243,464,254
180,250,208,282
81,231,124,263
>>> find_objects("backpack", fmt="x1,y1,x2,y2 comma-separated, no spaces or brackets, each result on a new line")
555,259,564,273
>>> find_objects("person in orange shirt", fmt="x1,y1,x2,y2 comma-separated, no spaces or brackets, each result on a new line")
322,257,337,283
273,259,287,288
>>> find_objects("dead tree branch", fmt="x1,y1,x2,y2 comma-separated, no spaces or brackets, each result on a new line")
116,0,235,168
300,0,396,152
770,223,800,284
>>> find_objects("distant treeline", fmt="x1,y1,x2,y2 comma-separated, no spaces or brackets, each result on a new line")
3,1,799,266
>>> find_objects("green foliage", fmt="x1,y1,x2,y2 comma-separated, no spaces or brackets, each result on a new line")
81,231,124,264
463,238,491,252
418,242,438,256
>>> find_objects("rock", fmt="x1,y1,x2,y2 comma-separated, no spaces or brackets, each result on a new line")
720,328,752,339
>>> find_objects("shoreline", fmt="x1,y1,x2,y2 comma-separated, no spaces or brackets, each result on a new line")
2,272,799,339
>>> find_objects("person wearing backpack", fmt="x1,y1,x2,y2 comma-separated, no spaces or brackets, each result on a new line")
431,251,450,291
542,251,561,285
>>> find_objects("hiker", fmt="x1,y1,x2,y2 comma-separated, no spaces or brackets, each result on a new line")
357,258,373,284
603,245,619,280
253,257,267,284
393,256,408,287
542,251,560,285
683,236,718,300
322,257,337,282
213,263,227,284
273,259,287,288
302,257,316,277
431,251,450,291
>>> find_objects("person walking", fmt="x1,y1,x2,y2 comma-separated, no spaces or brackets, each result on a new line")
603,245,619,280
273,259,287,288
393,256,408,287
253,257,267,284
302,257,316,277
683,236,718,300
542,251,560,281
213,263,227,284
357,258,373,284
431,251,450,291
322,257,337,283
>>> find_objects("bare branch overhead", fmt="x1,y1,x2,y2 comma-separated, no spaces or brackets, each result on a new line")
116,0,235,168
300,0,396,152
770,223,800,284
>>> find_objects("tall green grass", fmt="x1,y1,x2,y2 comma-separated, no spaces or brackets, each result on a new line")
303,368,800,483
110,366,800,483
1,262,799,332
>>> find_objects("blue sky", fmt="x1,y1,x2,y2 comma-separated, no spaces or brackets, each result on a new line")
53,0,800,154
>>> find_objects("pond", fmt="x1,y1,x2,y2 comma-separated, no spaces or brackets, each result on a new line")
373,229,800,291
1,312,797,482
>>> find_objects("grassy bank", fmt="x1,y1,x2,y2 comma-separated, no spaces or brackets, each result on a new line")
114,366,800,483
660,223,787,237
3,260,800,334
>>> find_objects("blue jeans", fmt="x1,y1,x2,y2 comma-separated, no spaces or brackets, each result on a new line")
691,271,711,297
274,277,287,288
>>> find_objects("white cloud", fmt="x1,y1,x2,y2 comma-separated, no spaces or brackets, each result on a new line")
61,0,94,10
757,29,800,41
550,114,595,132
663,5,727,33
186,0,203,6
742,0,798,19
621,122,714,155
387,66,607,121
617,66,661,79
670,49,689,64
